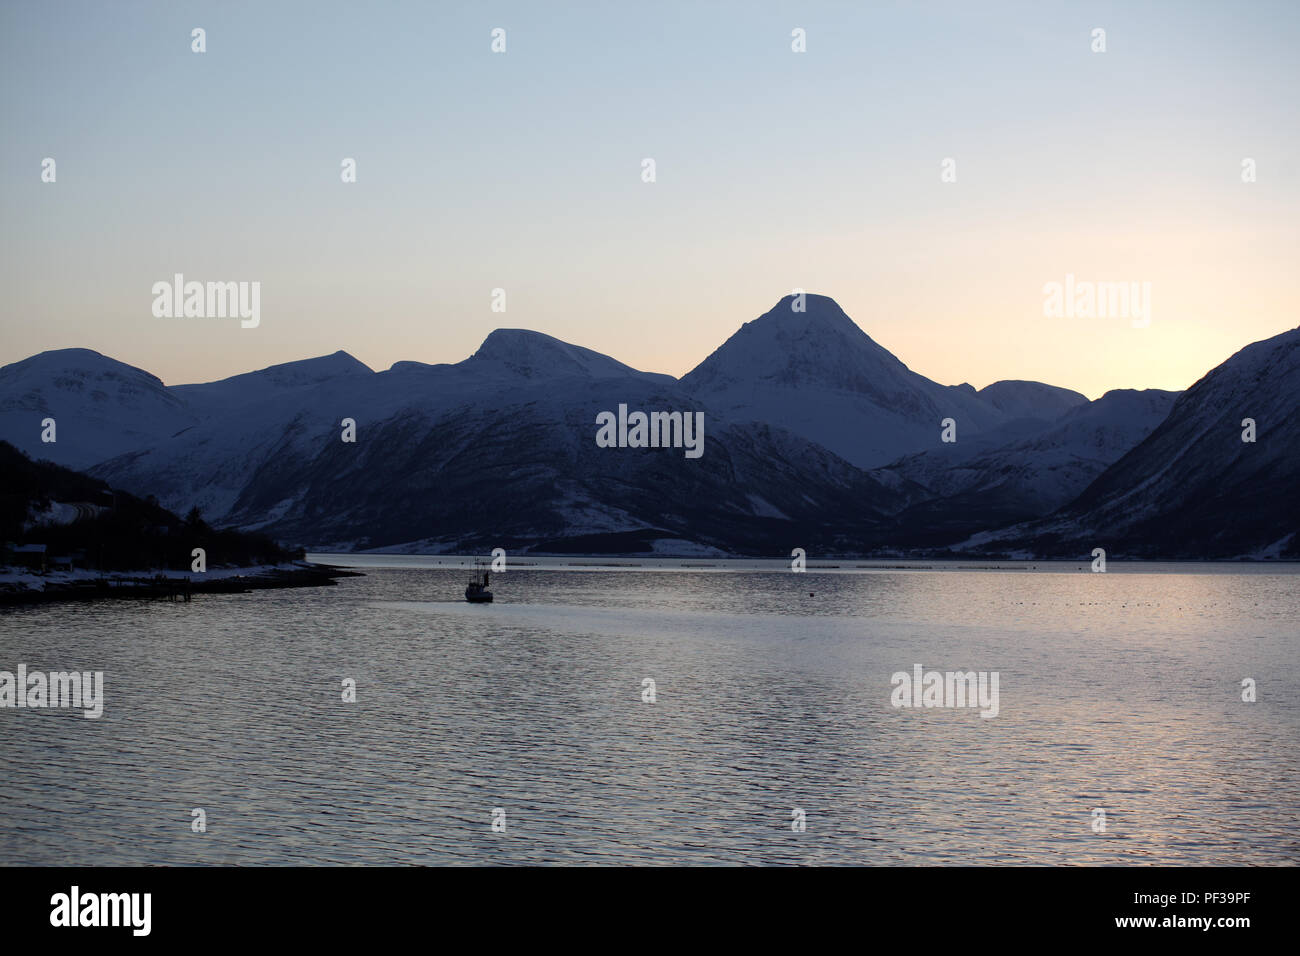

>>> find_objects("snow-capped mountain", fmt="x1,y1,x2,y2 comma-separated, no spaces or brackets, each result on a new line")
963,326,1300,558
216,373,903,554
170,350,375,408
977,380,1089,421
468,328,677,384
0,348,197,470
681,294,1026,468
3,296,1292,558
28,329,903,553
877,389,1180,546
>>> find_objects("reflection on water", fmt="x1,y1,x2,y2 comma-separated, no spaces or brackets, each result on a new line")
1,561,1297,865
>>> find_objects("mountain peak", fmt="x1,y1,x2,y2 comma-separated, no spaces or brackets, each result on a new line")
167,351,373,408
264,349,370,375
978,380,1089,422
226,350,373,388
682,294,903,394
738,293,877,345
28,347,110,363
469,329,669,381
680,294,1027,467
764,293,858,326
1,348,166,389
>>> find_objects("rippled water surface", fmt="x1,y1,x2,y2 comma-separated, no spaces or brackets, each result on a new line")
2,560,1297,865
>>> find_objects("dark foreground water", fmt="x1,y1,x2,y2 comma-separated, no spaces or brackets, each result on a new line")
1,559,1297,865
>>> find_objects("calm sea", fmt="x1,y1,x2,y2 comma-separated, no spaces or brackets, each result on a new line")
1,557,1297,865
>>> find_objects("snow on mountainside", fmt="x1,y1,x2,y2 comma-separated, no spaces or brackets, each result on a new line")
963,326,1300,558
5,302,1290,558
0,339,680,531
977,380,1089,421
681,294,1021,468
52,328,901,552
878,388,1179,545
171,350,374,407
72,352,382,522
469,329,676,384
94,362,433,524
218,372,903,554
0,348,196,470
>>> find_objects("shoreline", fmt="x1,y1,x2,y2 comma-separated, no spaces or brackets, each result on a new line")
308,553,1300,575
0,561,361,607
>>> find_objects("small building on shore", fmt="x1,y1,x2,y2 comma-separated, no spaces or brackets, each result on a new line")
11,543,48,573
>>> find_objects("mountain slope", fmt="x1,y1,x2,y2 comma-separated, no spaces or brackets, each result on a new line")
681,294,1018,468
468,329,677,384
218,375,904,553
76,331,905,553
0,440,296,572
964,327,1300,558
171,350,374,408
977,380,1089,421
5,307,1294,559
0,348,197,470
878,389,1180,545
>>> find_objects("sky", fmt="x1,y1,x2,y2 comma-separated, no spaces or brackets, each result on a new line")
1,0,1297,399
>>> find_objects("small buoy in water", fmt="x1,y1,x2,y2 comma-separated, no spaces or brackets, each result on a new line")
809,592,814,597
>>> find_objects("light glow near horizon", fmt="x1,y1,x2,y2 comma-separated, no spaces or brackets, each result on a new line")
1,0,1297,399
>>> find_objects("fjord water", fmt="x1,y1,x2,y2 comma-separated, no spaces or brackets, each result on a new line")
1,560,1297,865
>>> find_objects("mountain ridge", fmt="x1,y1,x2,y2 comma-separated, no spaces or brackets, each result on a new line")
2,296,1291,558
961,326,1300,558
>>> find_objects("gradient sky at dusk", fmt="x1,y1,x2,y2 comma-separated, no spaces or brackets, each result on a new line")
2,0,1297,398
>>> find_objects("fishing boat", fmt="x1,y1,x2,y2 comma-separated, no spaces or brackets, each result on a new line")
464,561,493,603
